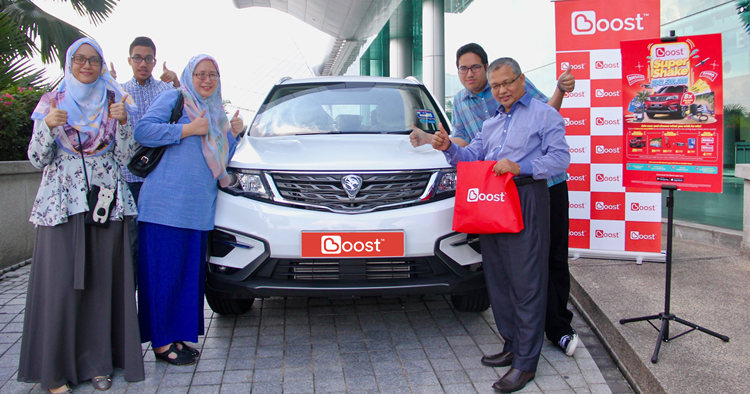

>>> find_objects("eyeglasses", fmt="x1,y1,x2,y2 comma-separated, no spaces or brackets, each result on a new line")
494,74,521,90
72,55,102,67
193,72,219,81
457,64,483,75
129,56,156,64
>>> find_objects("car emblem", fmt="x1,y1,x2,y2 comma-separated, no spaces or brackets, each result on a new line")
341,175,363,200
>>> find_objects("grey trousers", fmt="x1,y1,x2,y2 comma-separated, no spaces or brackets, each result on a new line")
480,179,550,372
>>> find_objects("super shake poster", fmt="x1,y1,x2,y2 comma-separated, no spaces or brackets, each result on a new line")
621,33,724,193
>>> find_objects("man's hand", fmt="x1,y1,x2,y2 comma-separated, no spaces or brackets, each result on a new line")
110,95,129,125
230,110,243,138
431,123,451,151
160,62,180,87
492,158,520,176
557,64,575,93
44,98,68,129
409,123,433,147
182,109,209,138
109,62,117,80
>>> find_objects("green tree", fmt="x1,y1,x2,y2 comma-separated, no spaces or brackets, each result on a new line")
738,0,750,34
0,0,118,90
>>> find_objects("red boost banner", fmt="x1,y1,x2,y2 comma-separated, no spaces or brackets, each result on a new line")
555,0,660,52
621,34,724,193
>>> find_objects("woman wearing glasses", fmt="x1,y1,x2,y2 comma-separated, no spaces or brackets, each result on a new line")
18,38,144,393
134,55,243,365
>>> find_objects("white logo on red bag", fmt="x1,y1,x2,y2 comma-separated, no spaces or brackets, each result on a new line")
467,188,506,203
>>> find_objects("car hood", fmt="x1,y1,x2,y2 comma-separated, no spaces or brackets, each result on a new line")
229,134,452,171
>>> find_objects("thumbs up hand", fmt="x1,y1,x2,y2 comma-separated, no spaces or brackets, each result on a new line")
109,62,117,80
110,94,129,125
44,98,68,129
431,123,451,151
557,63,575,93
160,61,180,87
182,109,209,138
230,110,243,137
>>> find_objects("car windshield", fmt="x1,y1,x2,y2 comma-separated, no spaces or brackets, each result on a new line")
249,82,445,137
657,86,684,94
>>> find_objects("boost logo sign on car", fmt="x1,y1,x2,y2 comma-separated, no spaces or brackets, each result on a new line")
302,232,404,258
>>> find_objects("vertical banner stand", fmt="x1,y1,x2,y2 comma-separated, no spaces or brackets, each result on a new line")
619,184,729,363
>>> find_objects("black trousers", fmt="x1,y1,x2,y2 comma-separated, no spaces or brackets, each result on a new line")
480,179,549,372
545,181,574,343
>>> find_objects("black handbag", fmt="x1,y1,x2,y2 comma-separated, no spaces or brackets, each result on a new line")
127,92,184,178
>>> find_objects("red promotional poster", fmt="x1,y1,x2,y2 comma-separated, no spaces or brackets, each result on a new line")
621,34,724,192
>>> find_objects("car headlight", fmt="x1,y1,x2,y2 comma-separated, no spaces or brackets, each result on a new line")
435,168,457,196
221,169,272,200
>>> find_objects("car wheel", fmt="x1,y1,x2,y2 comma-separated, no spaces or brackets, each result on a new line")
646,112,656,119
451,288,490,312
205,286,255,315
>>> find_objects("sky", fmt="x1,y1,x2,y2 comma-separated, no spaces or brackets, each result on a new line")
31,0,332,119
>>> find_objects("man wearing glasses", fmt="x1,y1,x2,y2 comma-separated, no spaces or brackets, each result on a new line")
431,57,569,393
117,36,180,280
413,43,580,362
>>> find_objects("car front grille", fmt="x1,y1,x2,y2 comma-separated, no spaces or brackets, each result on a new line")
268,171,434,213
270,258,437,281
648,96,670,102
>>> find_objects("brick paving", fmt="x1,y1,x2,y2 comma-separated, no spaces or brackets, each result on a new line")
0,264,633,393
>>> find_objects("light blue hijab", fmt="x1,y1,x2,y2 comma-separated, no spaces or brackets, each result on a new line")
56,37,136,134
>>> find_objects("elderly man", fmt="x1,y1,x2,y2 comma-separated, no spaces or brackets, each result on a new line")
415,42,580,358
431,57,570,393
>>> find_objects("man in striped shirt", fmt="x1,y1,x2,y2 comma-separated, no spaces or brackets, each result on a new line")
117,36,180,276
412,43,580,360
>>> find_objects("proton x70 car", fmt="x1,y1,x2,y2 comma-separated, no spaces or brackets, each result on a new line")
645,85,689,119
206,76,488,315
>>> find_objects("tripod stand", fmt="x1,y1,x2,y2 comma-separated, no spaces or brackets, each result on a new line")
619,185,729,363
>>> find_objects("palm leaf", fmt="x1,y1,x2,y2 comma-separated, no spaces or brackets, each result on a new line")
68,0,118,26
0,57,48,90
739,0,750,34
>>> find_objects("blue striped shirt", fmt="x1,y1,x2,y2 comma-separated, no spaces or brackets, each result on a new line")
121,76,175,183
450,78,566,187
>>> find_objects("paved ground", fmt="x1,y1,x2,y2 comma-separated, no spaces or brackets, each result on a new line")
0,263,632,394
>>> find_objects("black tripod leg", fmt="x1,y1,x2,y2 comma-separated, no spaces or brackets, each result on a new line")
620,314,661,325
673,316,730,342
651,317,669,364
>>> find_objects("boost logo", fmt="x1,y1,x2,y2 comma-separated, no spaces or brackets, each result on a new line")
595,145,621,154
321,235,382,254
569,202,586,209
595,174,621,182
595,117,620,126
630,203,657,211
467,188,506,203
564,91,586,98
569,147,587,154
595,89,620,98
565,118,586,126
571,11,646,35
595,229,620,238
630,231,656,240
595,61,620,69
569,230,586,237
595,201,621,210
567,174,586,182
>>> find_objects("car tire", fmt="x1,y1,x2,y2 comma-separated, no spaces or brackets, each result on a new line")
451,288,491,312
646,111,656,119
205,286,255,315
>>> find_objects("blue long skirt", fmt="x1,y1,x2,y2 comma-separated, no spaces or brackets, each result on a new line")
138,222,207,348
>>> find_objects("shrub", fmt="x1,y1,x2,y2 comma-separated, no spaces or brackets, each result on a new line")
0,86,46,161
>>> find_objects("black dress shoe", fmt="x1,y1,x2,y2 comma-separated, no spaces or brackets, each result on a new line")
493,367,535,393
480,351,514,367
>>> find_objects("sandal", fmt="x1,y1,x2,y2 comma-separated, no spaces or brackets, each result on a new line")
91,375,111,391
49,384,72,394
154,343,196,366
176,341,200,357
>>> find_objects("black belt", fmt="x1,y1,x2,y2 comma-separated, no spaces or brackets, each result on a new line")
513,177,536,186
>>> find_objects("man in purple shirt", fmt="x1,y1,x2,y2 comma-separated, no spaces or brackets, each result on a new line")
432,57,570,393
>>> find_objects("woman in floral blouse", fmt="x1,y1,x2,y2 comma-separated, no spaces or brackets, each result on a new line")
18,38,144,393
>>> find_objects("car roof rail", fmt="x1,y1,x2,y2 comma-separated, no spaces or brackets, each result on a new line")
406,76,423,85
276,76,293,85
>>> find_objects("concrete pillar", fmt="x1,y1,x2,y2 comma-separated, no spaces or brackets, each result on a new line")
389,1,413,78
735,164,750,252
422,0,445,108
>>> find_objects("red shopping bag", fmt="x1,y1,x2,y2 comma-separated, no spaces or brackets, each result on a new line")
452,161,524,234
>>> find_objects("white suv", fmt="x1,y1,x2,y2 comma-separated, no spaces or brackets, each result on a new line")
207,76,488,314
